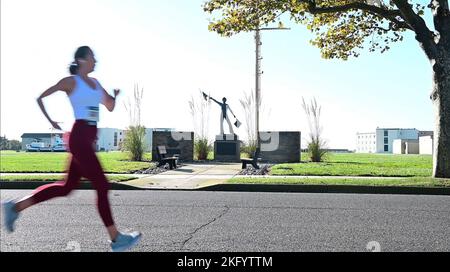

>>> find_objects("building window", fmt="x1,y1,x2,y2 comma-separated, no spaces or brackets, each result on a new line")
384,145,388,152
114,132,118,147
384,138,388,144
384,130,388,137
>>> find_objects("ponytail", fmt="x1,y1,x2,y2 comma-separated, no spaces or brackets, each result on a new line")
69,61,78,75
68,46,91,75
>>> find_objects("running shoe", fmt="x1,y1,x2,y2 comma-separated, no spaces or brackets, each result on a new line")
2,200,19,233
110,231,142,252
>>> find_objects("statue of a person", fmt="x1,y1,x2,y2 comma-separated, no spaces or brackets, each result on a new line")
203,92,239,135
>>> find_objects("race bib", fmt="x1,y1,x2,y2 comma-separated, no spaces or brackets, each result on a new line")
87,106,99,122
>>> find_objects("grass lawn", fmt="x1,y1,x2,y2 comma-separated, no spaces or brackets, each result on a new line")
271,153,432,177
0,151,154,173
229,177,450,187
0,175,136,182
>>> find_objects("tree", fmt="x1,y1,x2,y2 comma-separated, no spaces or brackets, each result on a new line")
8,140,22,151
203,0,450,178
0,136,21,151
0,136,7,150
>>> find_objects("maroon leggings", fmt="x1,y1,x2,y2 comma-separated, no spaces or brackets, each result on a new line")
30,120,114,227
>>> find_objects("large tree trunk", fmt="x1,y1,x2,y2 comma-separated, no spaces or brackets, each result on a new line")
431,46,450,178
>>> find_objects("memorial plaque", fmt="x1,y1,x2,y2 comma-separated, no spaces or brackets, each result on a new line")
214,139,240,162
217,142,237,155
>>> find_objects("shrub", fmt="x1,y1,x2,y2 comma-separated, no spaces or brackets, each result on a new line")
123,84,146,161
190,90,212,160
301,97,328,162
241,140,257,158
195,137,211,160
123,125,146,161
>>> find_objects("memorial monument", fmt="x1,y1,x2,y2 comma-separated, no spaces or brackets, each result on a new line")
202,92,241,162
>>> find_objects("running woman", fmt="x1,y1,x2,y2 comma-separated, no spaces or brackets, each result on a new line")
2,46,141,252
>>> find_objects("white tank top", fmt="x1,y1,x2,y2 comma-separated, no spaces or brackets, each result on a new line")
68,75,103,122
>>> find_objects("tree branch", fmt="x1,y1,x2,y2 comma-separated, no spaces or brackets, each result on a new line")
304,0,413,30
306,1,401,17
393,0,438,60
373,26,392,32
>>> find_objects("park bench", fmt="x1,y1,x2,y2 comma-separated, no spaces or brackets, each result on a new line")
156,145,178,170
241,148,261,169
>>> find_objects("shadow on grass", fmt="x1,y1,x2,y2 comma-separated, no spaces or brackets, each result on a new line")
275,167,294,171
326,161,370,165
281,161,369,165
118,159,154,163
172,168,194,173
271,173,418,177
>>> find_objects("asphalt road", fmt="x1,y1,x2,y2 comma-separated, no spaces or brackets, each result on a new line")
1,190,449,252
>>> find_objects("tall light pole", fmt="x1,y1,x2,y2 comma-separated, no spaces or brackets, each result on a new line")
254,25,289,149
255,28,261,149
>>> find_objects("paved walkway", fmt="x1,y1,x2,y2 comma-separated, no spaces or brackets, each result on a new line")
123,163,242,189
0,163,411,191
2,166,448,195
0,173,152,178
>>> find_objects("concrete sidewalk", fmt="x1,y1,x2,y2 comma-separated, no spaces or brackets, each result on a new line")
0,173,151,178
2,164,450,195
123,163,242,189
121,162,415,190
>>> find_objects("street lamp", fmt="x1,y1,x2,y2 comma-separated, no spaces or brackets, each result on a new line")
253,25,290,148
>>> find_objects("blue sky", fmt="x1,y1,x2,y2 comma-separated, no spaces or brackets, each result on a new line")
0,0,434,149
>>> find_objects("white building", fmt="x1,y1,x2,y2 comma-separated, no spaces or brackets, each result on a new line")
96,127,174,152
375,128,419,153
21,133,66,151
419,135,434,155
96,128,125,151
22,127,175,152
356,132,376,153
392,139,420,154
356,128,433,154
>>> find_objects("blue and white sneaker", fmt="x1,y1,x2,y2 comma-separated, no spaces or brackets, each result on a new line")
110,231,142,252
2,200,19,233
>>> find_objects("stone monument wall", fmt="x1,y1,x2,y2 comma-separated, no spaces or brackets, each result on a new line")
152,131,194,161
258,131,301,163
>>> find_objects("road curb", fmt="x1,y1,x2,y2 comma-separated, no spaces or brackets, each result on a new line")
0,181,142,190
2,182,450,196
198,184,450,196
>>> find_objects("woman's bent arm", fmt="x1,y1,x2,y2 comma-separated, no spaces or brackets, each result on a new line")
37,77,74,129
